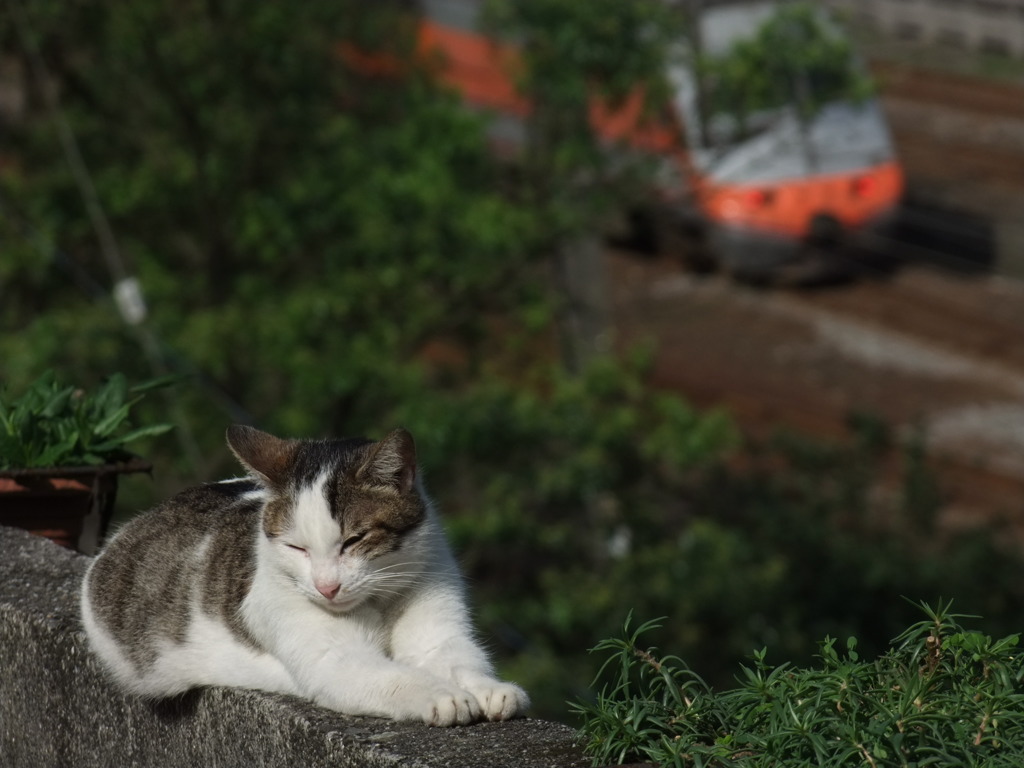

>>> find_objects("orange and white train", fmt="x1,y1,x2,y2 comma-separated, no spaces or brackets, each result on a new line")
413,0,904,276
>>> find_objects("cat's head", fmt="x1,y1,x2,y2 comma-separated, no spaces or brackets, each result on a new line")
226,425,429,612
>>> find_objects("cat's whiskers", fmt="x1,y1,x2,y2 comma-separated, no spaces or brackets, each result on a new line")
373,562,460,578
367,578,419,594
367,586,407,599
370,570,432,580
371,561,428,574
366,570,425,588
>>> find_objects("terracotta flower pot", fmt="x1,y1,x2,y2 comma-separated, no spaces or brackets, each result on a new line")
0,459,151,552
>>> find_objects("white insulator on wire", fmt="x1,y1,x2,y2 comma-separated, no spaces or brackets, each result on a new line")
113,277,148,326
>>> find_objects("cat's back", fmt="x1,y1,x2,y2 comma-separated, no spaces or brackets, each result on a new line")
98,478,262,554
82,478,264,691
90,478,263,583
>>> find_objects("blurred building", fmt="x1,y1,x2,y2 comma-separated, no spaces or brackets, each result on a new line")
824,0,1024,58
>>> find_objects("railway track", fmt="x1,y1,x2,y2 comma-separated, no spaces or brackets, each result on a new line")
871,62,1024,121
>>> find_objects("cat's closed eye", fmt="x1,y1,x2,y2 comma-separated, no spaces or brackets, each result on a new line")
285,543,308,555
341,533,365,551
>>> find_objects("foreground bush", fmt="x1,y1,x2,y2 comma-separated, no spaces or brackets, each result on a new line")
575,602,1024,767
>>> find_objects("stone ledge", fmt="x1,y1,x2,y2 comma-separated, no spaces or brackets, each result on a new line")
0,525,588,768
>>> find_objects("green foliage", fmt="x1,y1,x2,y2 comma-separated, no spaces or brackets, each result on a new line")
0,370,173,468
486,0,683,230
576,602,1024,767
699,3,872,141
489,0,677,106
484,0,684,369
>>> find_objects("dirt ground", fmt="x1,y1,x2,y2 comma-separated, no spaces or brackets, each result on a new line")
610,251,1024,531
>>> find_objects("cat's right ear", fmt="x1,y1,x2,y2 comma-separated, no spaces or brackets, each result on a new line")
226,425,296,489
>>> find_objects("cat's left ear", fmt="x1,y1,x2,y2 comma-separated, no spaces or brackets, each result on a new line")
357,428,417,495
226,425,297,489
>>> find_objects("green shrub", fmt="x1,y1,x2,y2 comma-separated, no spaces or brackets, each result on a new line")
575,602,1024,767
0,370,173,468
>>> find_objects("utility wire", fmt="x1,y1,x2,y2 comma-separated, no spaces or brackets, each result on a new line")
5,0,205,474
0,188,256,429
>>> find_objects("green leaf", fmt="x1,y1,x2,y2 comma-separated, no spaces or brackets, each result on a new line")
94,373,128,416
90,423,173,453
129,374,183,395
92,403,132,438
40,386,75,418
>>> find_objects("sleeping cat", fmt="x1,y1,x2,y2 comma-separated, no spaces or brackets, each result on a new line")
80,425,528,726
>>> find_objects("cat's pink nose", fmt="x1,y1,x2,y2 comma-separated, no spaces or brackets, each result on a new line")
316,582,340,600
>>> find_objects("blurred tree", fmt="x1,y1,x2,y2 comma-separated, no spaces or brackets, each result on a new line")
695,2,872,169
485,0,683,371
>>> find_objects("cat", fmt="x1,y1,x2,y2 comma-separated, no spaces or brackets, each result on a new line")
80,425,529,726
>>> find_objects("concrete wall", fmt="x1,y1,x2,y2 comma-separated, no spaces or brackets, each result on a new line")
0,525,587,768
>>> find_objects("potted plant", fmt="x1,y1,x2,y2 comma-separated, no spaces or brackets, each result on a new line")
0,371,173,552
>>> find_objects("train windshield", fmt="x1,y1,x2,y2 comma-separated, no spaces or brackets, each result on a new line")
672,1,897,184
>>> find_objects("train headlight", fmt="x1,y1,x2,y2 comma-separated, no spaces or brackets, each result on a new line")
850,174,876,198
740,188,775,209
717,187,776,220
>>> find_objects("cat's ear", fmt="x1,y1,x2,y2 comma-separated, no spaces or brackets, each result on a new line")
356,428,417,495
226,425,297,489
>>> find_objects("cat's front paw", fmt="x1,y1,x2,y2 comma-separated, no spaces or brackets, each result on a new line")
461,677,530,721
411,684,483,727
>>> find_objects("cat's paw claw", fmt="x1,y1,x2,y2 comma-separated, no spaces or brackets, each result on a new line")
422,689,481,727
469,681,530,721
